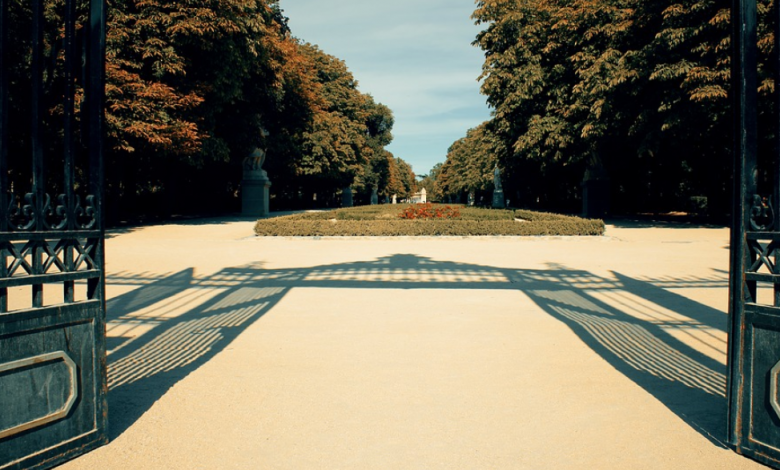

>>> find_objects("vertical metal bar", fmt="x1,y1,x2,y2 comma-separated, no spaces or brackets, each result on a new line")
31,0,44,228
88,0,105,230
86,0,105,303
728,0,759,446
773,0,780,308
775,0,780,308
64,0,75,216
32,242,43,308
64,240,74,302
86,0,109,441
0,0,7,233
31,0,44,305
0,0,8,313
0,246,5,311
63,0,77,302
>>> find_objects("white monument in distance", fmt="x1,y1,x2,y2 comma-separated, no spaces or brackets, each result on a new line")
411,188,427,204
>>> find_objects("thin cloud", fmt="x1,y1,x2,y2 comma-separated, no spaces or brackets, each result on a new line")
281,0,491,175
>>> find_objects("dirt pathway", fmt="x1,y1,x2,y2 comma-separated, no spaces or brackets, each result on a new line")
56,218,764,469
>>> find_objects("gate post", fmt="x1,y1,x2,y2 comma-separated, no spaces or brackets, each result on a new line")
727,0,758,446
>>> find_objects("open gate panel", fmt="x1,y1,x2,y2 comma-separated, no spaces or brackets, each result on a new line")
0,0,107,468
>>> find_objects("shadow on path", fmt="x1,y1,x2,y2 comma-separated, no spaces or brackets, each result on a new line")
606,216,727,230
104,268,288,439
104,254,730,446
105,210,327,238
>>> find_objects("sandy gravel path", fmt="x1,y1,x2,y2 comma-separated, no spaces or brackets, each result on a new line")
53,216,765,469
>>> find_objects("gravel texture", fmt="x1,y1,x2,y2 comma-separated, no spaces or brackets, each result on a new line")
52,216,765,469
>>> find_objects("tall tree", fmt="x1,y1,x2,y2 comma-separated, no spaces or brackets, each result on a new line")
470,0,764,215
5,1,404,217
283,43,397,206
104,0,318,217
438,123,503,204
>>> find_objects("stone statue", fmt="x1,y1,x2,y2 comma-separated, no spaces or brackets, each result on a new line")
244,127,270,173
243,147,266,173
370,186,379,205
242,136,272,217
750,194,773,230
492,165,505,208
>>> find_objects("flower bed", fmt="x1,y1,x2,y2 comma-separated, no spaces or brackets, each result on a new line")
399,203,461,219
254,204,605,237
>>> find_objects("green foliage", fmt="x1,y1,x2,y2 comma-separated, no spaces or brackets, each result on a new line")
294,44,374,187
438,123,504,201
272,43,413,208
4,1,411,220
253,205,604,236
387,156,416,199
460,207,517,220
100,0,323,218
443,0,761,215
254,217,604,237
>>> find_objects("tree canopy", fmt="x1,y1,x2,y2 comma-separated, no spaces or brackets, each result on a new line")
436,0,772,216
5,0,412,221
287,43,399,205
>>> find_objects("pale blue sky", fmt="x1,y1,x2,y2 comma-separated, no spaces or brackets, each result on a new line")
279,0,491,176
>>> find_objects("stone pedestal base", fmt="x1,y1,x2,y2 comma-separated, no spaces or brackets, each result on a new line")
582,179,610,218
492,190,505,208
242,176,271,217
342,187,353,207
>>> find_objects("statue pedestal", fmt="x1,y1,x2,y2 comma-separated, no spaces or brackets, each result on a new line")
242,148,272,217
242,172,271,217
342,187,353,207
241,171,271,217
581,178,609,218
492,190,505,208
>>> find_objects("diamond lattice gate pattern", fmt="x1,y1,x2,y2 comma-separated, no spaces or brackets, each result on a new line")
0,1,108,469
729,0,780,467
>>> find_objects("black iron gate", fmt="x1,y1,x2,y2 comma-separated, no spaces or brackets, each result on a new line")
729,0,780,467
0,0,107,468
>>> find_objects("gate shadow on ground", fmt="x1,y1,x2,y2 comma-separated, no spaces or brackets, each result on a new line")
103,254,730,446
104,211,326,237
606,217,727,230
104,268,290,439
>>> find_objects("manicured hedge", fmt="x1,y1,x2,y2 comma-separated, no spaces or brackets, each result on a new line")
254,205,604,237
